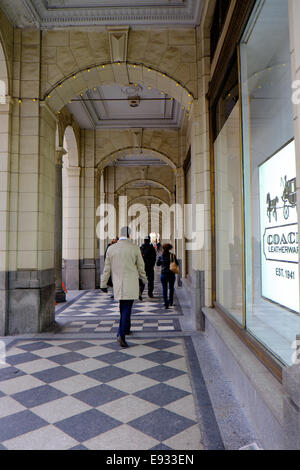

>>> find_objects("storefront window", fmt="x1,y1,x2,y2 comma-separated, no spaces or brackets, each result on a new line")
214,58,244,325
240,0,300,365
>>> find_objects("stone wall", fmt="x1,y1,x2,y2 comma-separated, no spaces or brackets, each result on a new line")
41,28,197,99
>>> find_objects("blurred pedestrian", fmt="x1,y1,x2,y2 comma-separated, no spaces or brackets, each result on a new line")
157,243,179,309
140,236,157,298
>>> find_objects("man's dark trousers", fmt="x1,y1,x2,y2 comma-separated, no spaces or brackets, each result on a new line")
146,266,155,296
118,300,134,338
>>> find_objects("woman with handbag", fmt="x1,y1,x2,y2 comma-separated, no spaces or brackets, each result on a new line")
157,243,179,309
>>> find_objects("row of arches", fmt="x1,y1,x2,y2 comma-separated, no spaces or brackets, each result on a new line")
0,29,188,327
45,61,194,118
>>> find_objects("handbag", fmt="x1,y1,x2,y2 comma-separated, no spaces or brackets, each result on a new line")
169,253,179,274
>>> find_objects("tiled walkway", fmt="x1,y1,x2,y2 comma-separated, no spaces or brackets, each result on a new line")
0,279,224,450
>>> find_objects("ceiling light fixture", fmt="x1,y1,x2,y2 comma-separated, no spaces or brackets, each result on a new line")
121,84,143,108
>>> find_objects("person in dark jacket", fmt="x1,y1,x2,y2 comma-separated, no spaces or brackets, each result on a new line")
140,236,157,298
157,243,179,309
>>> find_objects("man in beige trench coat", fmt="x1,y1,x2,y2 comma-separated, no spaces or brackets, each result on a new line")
101,227,147,348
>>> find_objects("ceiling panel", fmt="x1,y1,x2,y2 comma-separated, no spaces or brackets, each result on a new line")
47,1,184,8
108,153,168,167
66,83,183,129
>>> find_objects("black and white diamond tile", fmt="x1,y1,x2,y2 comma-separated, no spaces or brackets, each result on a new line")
0,338,203,450
56,289,182,319
59,318,181,334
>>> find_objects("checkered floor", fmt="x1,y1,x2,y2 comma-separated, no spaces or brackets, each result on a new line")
0,277,224,450
56,288,182,319
59,318,181,334
0,338,202,450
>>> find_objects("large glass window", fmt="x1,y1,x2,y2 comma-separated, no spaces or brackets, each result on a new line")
214,58,244,325
240,0,300,365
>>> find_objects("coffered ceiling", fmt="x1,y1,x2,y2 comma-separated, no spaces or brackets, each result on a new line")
0,0,204,29
67,82,183,129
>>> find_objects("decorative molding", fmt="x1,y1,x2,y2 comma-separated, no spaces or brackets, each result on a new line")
132,129,142,148
108,26,129,63
0,0,204,28
1,0,40,28
56,146,67,165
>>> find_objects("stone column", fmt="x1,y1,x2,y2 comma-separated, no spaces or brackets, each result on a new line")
0,97,12,336
64,166,81,290
99,169,106,274
175,167,185,287
54,147,67,303
95,169,100,288
170,192,176,247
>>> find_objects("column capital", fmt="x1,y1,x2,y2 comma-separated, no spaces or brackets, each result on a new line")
175,166,184,178
56,147,67,166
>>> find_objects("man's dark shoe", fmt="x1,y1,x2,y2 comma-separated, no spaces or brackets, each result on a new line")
117,336,129,348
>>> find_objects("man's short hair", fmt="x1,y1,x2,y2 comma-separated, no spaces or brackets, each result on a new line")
120,226,131,238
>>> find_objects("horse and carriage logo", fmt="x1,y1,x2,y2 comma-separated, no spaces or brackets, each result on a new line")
266,176,297,223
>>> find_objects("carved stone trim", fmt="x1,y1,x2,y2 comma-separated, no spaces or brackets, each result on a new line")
107,26,129,63
0,0,203,28
56,146,67,165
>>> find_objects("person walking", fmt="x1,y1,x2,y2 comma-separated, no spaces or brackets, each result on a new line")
157,243,179,309
101,227,147,348
140,236,157,298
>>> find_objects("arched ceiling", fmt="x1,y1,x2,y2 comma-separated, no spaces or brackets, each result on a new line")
100,147,176,169
117,178,171,195
1,0,204,28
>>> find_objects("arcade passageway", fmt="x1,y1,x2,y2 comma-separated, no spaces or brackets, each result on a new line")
1,0,300,450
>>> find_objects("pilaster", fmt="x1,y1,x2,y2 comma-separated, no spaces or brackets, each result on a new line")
54,147,67,302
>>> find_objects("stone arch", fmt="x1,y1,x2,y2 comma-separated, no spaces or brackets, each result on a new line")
127,195,174,245
0,38,9,103
117,178,172,197
44,62,194,115
128,195,169,206
99,147,177,171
